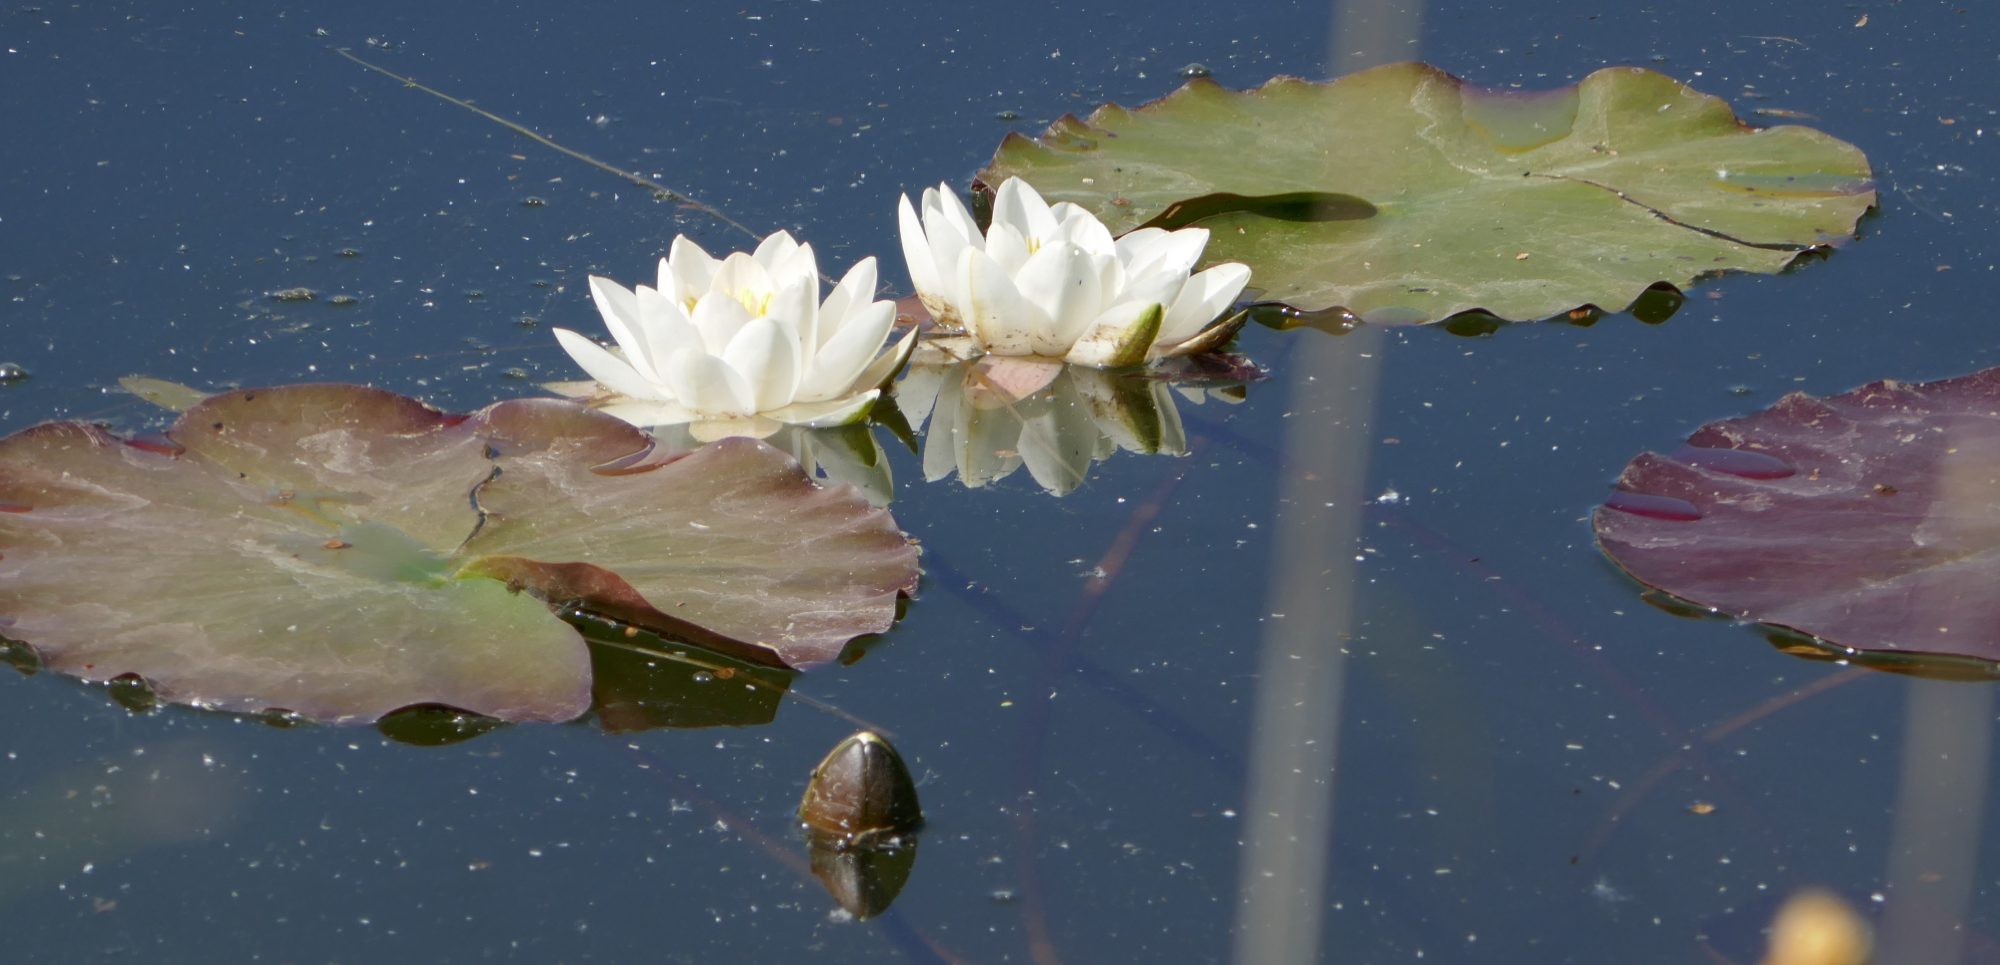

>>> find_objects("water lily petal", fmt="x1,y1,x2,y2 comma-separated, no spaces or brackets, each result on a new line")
633,284,702,371
722,317,802,413
661,236,719,309
1090,250,1126,310
923,184,982,253
991,178,1058,245
767,391,879,428
1122,227,1210,281
664,347,756,415
1049,202,1117,256
819,257,879,348
753,231,802,272
898,195,945,308
1011,240,1104,355
1157,262,1252,347
541,379,601,400
957,248,1050,357
595,397,704,428
910,185,982,321
853,326,919,396
553,328,672,402
690,289,756,356
1109,267,1187,318
1064,302,1164,369
766,276,819,360
709,251,775,315
984,221,1033,279
798,299,897,402
1112,227,1172,270
586,276,662,382
767,237,819,292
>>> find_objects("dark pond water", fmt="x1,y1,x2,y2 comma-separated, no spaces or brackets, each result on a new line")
3,1,1997,961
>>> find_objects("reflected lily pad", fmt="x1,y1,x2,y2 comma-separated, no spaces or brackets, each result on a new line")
0,384,918,723
1595,367,2000,670
981,63,1874,324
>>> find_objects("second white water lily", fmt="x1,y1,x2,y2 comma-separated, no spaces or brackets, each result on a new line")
899,177,1251,368
553,232,915,438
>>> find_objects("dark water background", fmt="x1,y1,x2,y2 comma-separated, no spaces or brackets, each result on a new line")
2,1,1996,961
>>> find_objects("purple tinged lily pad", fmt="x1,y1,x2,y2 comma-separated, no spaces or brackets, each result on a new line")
0,385,918,723
1595,368,2000,661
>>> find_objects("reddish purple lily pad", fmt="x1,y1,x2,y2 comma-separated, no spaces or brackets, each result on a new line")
1595,368,2000,663
0,385,918,724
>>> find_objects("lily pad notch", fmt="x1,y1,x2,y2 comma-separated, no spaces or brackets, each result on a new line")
979,62,1876,325
0,384,920,725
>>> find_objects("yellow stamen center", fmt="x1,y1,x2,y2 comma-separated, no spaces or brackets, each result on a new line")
734,288,775,317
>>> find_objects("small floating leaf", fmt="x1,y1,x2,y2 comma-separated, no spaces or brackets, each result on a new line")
981,63,1874,324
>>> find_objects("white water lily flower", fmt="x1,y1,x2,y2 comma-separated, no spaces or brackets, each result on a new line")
898,177,1252,368
552,232,915,439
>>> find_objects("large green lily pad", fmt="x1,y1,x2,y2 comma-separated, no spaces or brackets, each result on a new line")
0,385,917,724
980,63,1875,324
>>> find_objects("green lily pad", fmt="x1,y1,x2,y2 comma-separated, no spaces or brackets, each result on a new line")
0,384,917,724
979,63,1875,324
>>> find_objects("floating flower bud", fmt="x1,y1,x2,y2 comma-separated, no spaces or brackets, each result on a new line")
798,730,923,839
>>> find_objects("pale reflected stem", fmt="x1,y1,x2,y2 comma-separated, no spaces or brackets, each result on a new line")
1230,2,1418,961
1230,325,1380,965
1876,678,1991,964
1012,465,1192,965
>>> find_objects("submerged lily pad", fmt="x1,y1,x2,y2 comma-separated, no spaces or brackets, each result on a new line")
1595,368,2000,666
0,385,917,723
981,63,1874,324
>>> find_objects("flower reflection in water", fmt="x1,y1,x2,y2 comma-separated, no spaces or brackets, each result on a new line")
642,421,896,507
892,355,1247,496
